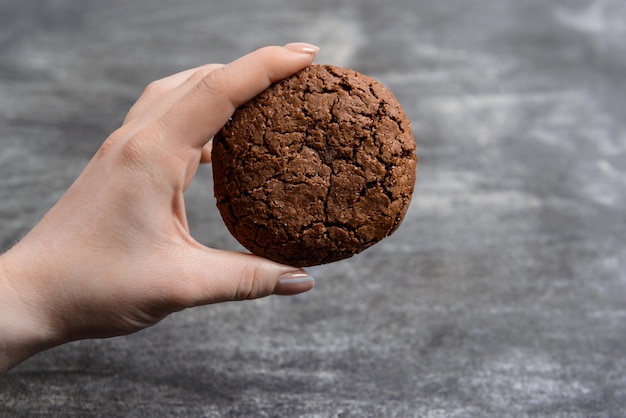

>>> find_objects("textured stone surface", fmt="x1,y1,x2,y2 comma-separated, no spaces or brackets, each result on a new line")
1,0,626,416
213,64,416,267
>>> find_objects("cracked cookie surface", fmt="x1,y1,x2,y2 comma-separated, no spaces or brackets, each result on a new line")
212,64,417,267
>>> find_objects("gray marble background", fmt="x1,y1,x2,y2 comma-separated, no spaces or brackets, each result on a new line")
1,0,626,416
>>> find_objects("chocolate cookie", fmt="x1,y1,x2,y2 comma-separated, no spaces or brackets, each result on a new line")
212,64,417,267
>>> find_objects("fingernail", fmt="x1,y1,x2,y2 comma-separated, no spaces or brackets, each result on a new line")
283,42,320,55
279,271,315,285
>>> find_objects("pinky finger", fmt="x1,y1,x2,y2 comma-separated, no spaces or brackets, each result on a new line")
200,139,213,164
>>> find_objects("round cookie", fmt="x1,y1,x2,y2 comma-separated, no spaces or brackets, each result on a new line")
212,64,417,267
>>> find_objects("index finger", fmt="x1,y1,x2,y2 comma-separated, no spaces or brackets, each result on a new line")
124,63,224,125
157,43,319,151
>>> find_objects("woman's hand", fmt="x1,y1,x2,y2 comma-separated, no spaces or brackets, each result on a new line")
0,43,319,374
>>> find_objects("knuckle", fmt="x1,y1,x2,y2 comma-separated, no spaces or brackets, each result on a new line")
93,127,127,160
190,65,217,80
95,125,160,170
233,262,263,301
196,68,231,100
143,79,168,96
116,136,150,170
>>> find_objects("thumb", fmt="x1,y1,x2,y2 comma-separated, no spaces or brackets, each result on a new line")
177,246,315,307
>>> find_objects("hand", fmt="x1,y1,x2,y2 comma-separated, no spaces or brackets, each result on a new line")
0,43,319,374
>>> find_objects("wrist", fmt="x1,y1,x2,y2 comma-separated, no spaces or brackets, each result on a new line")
0,246,62,374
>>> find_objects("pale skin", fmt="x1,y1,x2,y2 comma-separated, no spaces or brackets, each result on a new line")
0,43,319,375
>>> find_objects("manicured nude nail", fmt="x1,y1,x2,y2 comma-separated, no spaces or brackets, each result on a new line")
283,42,320,54
279,271,315,285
